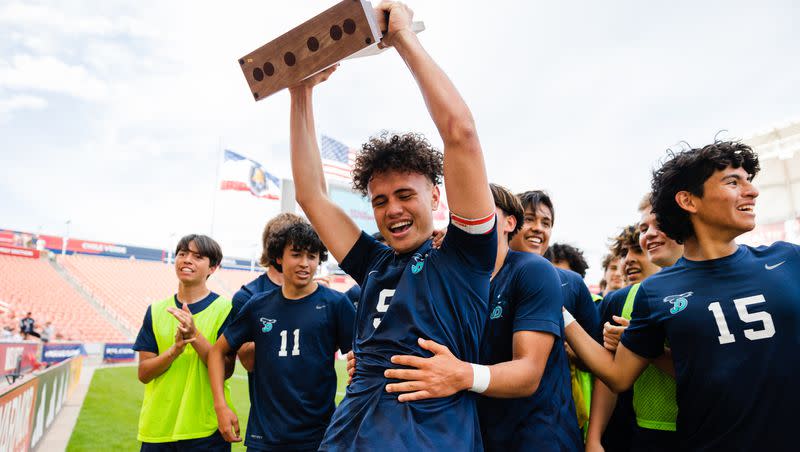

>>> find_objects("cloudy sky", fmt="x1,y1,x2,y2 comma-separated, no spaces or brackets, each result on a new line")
2,1,798,282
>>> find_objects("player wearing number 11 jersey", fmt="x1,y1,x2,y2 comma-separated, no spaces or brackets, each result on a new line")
563,141,800,450
208,223,355,451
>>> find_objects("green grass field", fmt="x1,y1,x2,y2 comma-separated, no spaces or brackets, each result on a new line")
67,361,349,451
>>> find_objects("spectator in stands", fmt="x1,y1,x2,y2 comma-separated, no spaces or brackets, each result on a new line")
41,321,55,343
20,312,39,340
545,243,590,278
133,234,236,451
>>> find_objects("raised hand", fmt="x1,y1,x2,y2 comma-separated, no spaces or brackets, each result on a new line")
288,64,338,94
167,303,197,340
376,1,414,48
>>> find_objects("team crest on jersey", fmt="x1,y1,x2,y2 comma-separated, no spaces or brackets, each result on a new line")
259,318,276,333
663,292,692,314
410,252,428,274
490,296,507,320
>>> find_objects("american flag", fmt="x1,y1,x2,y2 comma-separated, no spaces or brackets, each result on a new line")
320,135,357,182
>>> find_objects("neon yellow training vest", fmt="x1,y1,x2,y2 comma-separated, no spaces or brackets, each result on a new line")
622,283,678,431
572,294,604,434
137,295,233,443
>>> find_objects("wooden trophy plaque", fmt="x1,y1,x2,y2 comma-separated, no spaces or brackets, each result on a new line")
239,0,382,101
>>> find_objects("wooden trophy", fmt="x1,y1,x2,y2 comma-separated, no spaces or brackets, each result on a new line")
238,0,424,101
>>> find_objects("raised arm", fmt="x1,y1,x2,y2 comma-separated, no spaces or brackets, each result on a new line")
288,69,361,262
378,2,493,219
563,315,649,393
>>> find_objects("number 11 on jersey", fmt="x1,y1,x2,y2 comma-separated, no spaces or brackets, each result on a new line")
279,329,300,356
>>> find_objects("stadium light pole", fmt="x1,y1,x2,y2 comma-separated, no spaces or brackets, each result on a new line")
61,219,71,255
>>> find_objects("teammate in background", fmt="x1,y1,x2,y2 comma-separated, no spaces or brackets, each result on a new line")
564,141,800,450
133,234,234,451
599,254,624,297
546,243,590,278
588,196,684,452
508,190,601,436
288,2,496,449
381,183,581,450
209,223,355,450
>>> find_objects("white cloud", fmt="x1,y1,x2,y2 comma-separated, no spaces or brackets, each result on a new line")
0,94,47,117
0,54,109,101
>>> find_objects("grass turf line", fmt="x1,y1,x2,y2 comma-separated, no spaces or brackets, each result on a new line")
67,360,349,451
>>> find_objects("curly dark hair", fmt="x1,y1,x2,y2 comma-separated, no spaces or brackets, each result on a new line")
610,224,641,259
650,141,760,243
544,243,589,278
351,132,443,196
259,213,305,268
267,223,328,273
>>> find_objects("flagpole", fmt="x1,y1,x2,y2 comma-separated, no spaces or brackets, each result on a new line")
210,137,223,237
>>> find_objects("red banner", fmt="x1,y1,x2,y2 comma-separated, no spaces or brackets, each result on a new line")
0,378,38,452
0,342,40,375
0,246,39,259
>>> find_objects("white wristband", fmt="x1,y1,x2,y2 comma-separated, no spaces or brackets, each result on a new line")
563,309,576,328
469,363,491,393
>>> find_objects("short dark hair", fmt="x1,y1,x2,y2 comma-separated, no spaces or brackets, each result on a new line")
267,223,328,272
610,225,641,259
516,190,555,225
352,132,443,196
651,141,760,243
175,234,223,268
545,243,589,277
490,183,523,240
259,213,306,268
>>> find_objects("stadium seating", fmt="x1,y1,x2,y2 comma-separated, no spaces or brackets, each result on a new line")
58,254,264,332
0,255,126,342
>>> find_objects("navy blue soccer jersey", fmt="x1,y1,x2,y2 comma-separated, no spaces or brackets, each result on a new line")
557,267,601,340
223,285,355,451
231,273,280,318
320,221,497,451
621,242,800,450
478,250,582,451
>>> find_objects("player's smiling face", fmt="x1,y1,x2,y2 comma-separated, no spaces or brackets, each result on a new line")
692,166,759,239
510,203,552,256
622,246,660,285
368,170,438,254
276,244,319,290
639,206,683,267
174,240,215,284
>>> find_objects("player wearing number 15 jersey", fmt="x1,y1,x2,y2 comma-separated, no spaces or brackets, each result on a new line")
208,223,355,451
563,141,800,450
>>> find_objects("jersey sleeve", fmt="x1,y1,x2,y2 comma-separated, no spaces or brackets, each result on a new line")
231,284,254,319
619,285,665,359
439,217,497,274
223,299,255,352
340,231,391,285
132,306,158,354
331,293,356,353
512,258,562,338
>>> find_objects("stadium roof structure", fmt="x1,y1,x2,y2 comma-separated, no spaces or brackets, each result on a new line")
738,119,800,245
